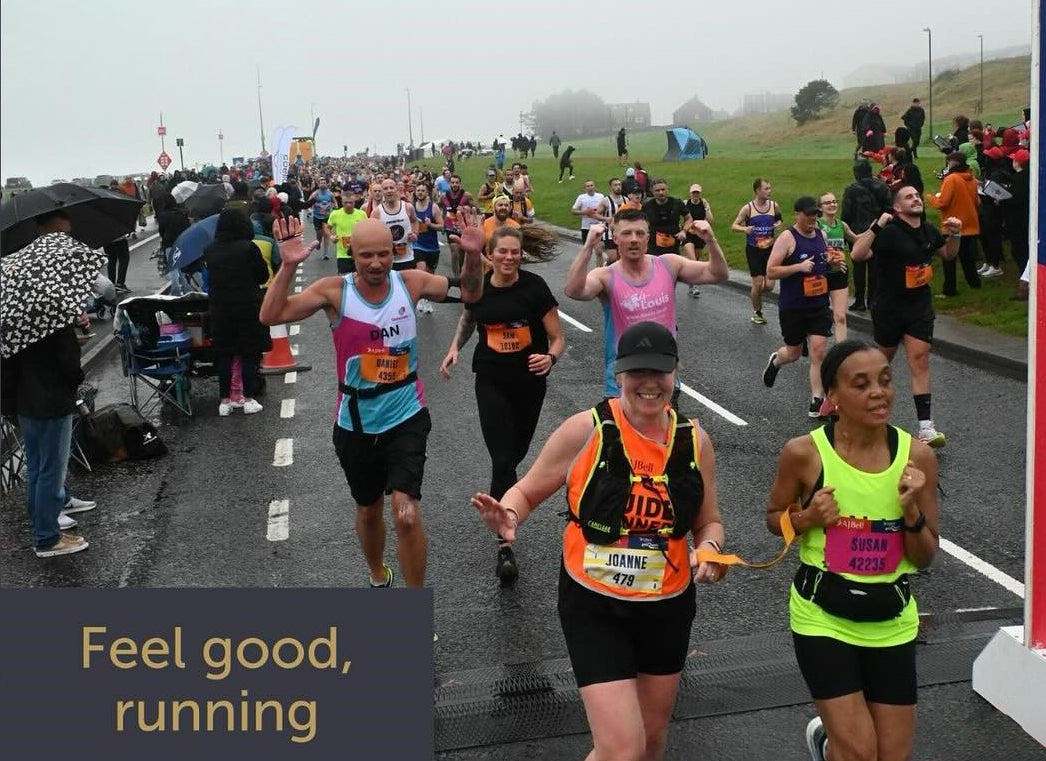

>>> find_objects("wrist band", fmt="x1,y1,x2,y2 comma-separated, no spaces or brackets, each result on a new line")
869,222,881,235
549,354,557,366
903,513,926,533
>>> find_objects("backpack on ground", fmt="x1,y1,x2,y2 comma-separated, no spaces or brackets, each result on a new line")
77,403,168,463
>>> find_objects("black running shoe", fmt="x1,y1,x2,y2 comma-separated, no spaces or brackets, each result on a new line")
808,397,823,419
496,546,519,585
849,300,867,312
763,352,780,388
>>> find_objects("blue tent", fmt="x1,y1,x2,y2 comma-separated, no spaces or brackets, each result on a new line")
663,127,708,161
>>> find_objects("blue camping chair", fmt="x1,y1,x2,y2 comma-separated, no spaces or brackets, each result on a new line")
117,322,194,417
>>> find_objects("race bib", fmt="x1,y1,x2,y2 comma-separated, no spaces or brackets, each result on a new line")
824,517,904,576
485,321,532,353
655,231,677,248
905,264,933,288
418,220,430,232
755,235,774,249
445,211,459,230
803,275,828,297
359,347,411,384
582,535,667,593
394,242,409,259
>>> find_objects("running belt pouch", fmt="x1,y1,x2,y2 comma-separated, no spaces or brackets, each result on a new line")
795,564,910,622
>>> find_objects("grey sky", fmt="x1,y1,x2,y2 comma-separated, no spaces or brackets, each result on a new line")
0,0,1033,185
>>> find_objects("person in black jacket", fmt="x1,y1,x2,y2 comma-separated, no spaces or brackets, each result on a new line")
203,209,272,416
860,104,887,153
902,98,926,158
842,161,891,310
558,145,576,182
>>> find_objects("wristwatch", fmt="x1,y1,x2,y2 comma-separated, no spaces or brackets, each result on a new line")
548,354,558,366
903,513,926,533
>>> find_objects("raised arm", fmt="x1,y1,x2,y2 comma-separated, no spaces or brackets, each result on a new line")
564,224,608,300
850,212,892,262
259,240,335,325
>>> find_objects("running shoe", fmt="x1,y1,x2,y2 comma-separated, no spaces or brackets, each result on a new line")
218,401,234,417
751,311,767,325
63,497,97,515
688,285,701,298
369,564,394,588
496,546,519,585
917,424,947,449
982,266,1004,279
762,352,780,388
808,397,823,419
322,254,330,260
805,716,827,761
58,513,77,530
976,263,990,275
242,399,263,415
849,300,867,312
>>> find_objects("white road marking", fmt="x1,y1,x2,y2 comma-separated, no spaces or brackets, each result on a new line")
129,232,160,251
266,499,289,541
280,399,295,418
289,325,301,336
273,438,294,467
284,371,297,384
294,286,302,293
291,344,299,356
939,537,1025,598
557,309,592,333
954,605,1004,613
296,276,303,283
679,383,748,427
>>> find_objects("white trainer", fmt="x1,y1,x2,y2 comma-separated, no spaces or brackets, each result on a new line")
62,496,97,515
242,399,263,414
58,513,77,530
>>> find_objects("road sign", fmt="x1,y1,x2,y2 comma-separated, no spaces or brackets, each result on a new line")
157,151,172,170
176,138,184,147
157,126,167,136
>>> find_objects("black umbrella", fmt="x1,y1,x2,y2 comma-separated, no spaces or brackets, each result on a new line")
0,183,144,256
184,183,229,219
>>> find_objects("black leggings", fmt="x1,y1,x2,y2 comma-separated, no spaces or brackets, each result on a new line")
475,373,546,500
559,163,573,181
105,238,130,286
852,258,877,305
942,236,982,296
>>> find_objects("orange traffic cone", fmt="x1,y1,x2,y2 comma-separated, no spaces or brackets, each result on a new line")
261,322,312,375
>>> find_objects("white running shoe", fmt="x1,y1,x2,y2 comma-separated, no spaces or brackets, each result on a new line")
983,266,1004,279
58,513,77,530
977,263,990,275
805,716,827,761
917,422,946,448
242,399,263,415
62,496,97,515
218,401,234,416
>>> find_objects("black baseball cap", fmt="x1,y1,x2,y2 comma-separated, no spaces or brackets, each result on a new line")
793,196,821,216
614,322,678,374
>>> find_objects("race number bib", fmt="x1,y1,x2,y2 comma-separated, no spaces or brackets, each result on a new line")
655,231,677,248
824,517,904,576
582,535,667,593
359,347,411,384
418,220,430,232
905,264,933,288
393,242,409,260
802,275,828,297
485,321,532,353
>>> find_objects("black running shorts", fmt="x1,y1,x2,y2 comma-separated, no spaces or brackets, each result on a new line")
872,301,934,348
745,245,770,277
779,305,833,347
332,409,432,505
313,217,327,235
557,565,696,688
685,234,707,251
336,257,355,275
414,248,440,270
392,259,416,272
827,268,849,292
793,632,917,705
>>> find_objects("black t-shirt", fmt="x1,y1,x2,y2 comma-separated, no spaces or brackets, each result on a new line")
465,270,558,376
643,197,688,251
872,218,946,306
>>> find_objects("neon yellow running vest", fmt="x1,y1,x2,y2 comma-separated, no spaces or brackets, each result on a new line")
789,425,920,647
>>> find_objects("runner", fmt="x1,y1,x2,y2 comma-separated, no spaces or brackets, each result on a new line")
370,178,419,272
258,216,485,593
762,196,838,418
571,180,605,261
477,168,500,218
345,169,368,204
558,145,576,183
564,208,729,401
682,183,714,298
732,178,782,324
440,174,476,277
434,167,452,201
643,179,691,260
765,339,938,761
616,127,629,166
596,177,626,264
439,225,565,584
509,180,535,225
471,321,726,761
850,186,962,447
816,192,857,343
303,177,335,260
482,196,520,244
412,182,444,314
326,189,368,275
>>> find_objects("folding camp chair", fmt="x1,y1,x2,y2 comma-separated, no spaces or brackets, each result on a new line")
117,322,194,417
1,416,26,494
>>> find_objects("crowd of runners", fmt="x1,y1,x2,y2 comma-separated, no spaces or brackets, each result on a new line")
14,113,1032,759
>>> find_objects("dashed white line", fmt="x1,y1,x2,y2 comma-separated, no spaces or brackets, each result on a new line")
557,309,593,333
284,371,297,384
280,399,295,418
679,382,748,427
273,438,294,467
294,286,302,293
266,499,289,541
291,344,299,356
289,324,301,336
939,537,1025,598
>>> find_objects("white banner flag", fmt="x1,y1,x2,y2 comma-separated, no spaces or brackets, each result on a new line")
269,125,297,185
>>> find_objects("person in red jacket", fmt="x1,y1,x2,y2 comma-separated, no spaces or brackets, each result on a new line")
925,152,981,296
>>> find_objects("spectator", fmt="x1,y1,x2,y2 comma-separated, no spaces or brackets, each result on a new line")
951,115,970,147
925,151,982,295
1002,149,1031,275
633,162,650,197
852,100,872,157
842,160,890,310
892,149,924,195
860,104,887,153
901,98,925,157
549,130,561,159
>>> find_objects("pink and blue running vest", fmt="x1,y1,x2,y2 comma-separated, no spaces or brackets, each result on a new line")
331,272,424,433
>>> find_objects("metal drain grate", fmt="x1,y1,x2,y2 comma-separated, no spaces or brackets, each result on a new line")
434,607,1022,752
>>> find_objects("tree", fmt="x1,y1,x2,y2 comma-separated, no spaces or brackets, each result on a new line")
531,89,610,139
790,80,839,126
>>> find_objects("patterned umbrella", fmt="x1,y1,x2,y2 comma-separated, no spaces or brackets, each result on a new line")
1,232,106,358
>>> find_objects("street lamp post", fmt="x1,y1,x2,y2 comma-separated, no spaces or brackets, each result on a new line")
256,65,266,153
405,88,414,149
923,27,933,146
978,34,984,114
218,130,224,165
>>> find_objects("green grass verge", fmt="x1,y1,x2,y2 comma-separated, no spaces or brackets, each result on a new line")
418,140,1028,337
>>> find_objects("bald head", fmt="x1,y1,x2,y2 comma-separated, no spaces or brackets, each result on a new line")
351,218,393,255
